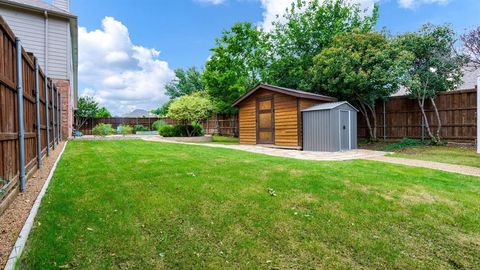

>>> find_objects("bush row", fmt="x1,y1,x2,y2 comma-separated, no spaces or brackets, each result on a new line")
92,120,204,137
159,123,204,137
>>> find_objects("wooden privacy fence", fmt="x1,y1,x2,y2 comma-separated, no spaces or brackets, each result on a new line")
0,16,62,214
358,89,477,143
78,115,239,136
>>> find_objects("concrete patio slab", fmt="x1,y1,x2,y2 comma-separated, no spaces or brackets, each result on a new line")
141,136,388,161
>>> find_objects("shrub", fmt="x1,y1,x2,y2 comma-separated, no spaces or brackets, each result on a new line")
134,125,149,132
383,138,425,151
92,123,114,136
152,120,167,131
158,124,204,137
117,124,133,135
159,125,179,137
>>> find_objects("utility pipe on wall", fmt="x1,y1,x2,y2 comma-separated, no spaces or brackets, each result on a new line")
45,77,50,156
51,82,56,149
34,57,42,168
16,38,26,192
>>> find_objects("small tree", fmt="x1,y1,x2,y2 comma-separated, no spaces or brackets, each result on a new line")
96,107,112,118
396,24,466,144
74,96,99,130
311,31,411,140
167,92,214,136
461,26,480,68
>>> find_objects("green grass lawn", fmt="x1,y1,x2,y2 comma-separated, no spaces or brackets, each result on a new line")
210,135,239,144
20,140,480,269
390,145,480,168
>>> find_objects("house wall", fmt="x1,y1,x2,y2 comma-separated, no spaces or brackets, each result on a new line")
0,7,70,80
238,88,324,148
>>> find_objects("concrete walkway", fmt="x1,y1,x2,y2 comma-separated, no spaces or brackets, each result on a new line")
142,136,480,177
366,155,480,177
141,136,387,161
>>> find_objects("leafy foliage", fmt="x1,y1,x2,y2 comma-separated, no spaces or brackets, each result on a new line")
134,125,149,132
383,138,425,151
166,67,205,99
311,30,411,140
396,24,467,143
167,92,214,125
96,107,112,118
203,22,270,114
151,100,173,117
152,120,167,131
267,0,378,90
92,123,114,136
158,124,204,137
117,124,133,135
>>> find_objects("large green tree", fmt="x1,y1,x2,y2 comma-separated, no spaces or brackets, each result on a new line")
311,31,412,140
268,0,379,90
167,92,214,136
396,24,466,143
165,67,204,99
96,107,112,118
203,22,270,114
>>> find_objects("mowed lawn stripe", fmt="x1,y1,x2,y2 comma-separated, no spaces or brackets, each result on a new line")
19,140,480,269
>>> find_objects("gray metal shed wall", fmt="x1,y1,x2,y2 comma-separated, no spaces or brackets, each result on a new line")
303,110,335,151
302,104,358,152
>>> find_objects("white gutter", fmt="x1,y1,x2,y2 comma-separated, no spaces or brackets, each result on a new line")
44,10,48,76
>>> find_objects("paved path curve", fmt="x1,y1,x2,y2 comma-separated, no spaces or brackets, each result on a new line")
365,155,480,177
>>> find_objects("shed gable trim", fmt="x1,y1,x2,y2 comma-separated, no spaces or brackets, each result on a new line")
232,83,337,107
302,101,359,112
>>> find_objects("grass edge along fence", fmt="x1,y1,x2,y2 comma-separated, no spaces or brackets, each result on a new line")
0,16,63,215
358,89,477,144
78,115,239,137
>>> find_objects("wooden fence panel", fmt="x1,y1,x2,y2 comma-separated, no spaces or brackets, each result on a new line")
0,16,62,214
358,89,477,143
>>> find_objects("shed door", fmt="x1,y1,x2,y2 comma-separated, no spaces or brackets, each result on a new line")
256,96,274,144
340,111,350,151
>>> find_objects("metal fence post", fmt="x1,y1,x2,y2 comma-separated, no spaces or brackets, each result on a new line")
51,82,56,149
59,92,62,140
16,38,26,192
45,77,50,156
477,77,480,154
34,57,42,168
56,88,60,141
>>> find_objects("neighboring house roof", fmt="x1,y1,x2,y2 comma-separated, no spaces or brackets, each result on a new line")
302,101,359,112
122,109,156,118
232,83,337,106
392,68,479,97
0,0,75,18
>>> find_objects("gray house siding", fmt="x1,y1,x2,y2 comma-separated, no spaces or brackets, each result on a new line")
0,6,69,79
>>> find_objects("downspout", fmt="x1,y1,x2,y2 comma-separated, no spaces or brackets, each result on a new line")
44,10,48,75
16,38,26,192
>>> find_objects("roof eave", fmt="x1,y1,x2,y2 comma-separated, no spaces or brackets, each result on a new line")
0,0,77,19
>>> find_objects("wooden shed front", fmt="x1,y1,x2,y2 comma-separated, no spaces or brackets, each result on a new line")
233,84,337,149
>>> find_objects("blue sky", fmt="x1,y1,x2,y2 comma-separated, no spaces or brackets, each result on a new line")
71,0,479,115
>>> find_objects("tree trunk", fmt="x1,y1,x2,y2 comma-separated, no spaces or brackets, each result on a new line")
358,102,374,141
417,98,435,142
429,97,442,143
366,104,378,141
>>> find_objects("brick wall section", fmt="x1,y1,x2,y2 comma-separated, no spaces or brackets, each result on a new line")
53,79,73,139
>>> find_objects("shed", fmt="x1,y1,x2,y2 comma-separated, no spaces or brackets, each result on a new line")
302,101,358,152
233,84,337,149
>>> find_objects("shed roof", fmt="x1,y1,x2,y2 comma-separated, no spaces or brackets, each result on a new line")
232,83,337,107
302,101,359,112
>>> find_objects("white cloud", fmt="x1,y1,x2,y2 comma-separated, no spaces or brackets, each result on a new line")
397,0,449,9
78,17,175,116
